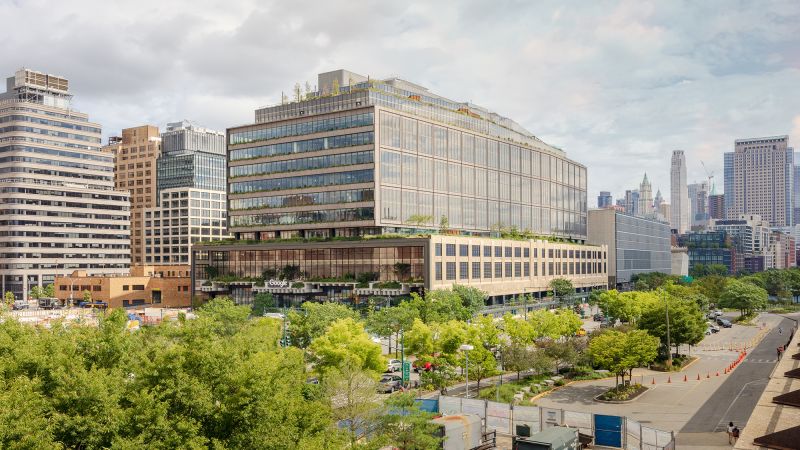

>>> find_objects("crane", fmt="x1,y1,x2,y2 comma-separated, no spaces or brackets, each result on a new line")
700,160,715,194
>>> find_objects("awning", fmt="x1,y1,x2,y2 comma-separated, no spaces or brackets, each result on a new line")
772,390,800,408
785,367,800,379
753,425,800,450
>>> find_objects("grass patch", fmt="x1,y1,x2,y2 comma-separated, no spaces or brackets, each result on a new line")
734,312,756,325
598,383,647,402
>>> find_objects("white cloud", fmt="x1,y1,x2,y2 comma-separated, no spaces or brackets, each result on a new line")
2,0,799,203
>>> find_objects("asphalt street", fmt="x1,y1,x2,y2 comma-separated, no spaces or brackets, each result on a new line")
680,316,795,433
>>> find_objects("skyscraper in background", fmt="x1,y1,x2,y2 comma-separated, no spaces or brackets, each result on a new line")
624,190,639,216
597,191,612,208
688,181,709,228
708,194,725,220
727,136,793,227
638,173,653,217
794,151,800,225
670,150,689,233
0,69,131,299
723,152,734,218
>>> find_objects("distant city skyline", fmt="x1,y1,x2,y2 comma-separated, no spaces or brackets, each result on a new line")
2,1,800,201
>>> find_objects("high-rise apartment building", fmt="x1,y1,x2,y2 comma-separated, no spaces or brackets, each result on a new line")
688,181,709,228
793,151,800,225
726,136,793,227
0,69,131,299
597,191,612,208
670,150,689,233
143,122,229,265
724,152,734,218
624,190,639,216
105,126,161,265
708,194,725,220
194,69,607,308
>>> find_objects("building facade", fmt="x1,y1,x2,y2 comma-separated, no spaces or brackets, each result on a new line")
0,69,131,299
671,150,689,233
624,190,639,216
54,265,191,308
727,136,794,227
587,208,671,288
678,231,735,275
597,191,612,208
637,174,653,218
724,152,734,218
105,125,161,264
143,122,229,265
708,194,725,220
688,181,709,229
195,69,604,307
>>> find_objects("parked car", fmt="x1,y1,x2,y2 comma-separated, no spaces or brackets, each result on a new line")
714,310,723,317
719,319,733,328
705,328,713,335
413,360,433,373
12,300,28,310
386,359,402,372
707,323,720,333
378,374,403,393
575,328,587,337
592,314,604,322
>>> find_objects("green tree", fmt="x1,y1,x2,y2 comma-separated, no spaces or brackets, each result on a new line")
366,303,418,357
549,278,575,303
43,284,55,298
706,264,730,276
594,290,657,326
452,285,487,317
3,291,14,307
82,290,92,303
461,315,499,390
695,275,728,304
403,319,465,392
544,339,580,374
309,318,385,375
379,392,443,450
639,297,706,356
501,343,534,379
288,301,359,348
407,290,470,323
589,330,659,386
29,285,43,300
405,214,433,228
251,292,275,316
720,279,768,316
527,308,582,339
324,365,382,448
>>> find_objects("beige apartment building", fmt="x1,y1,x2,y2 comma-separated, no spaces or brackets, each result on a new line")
54,265,191,308
105,125,161,264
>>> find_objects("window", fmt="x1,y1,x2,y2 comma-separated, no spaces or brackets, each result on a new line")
472,245,480,257
446,262,456,280
515,262,522,277
484,246,492,257
495,262,502,278
459,244,469,257
524,262,530,276
484,262,492,278
123,285,130,291
435,243,442,256
460,262,469,280
515,247,522,257
472,262,481,279
494,246,502,257
435,262,442,280
505,247,512,257
524,248,530,258
505,262,513,277
132,285,145,291
446,244,456,256
92,286,101,292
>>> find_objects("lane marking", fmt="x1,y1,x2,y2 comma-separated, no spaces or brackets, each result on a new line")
714,378,768,431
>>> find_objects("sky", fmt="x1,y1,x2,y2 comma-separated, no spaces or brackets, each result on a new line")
2,0,800,203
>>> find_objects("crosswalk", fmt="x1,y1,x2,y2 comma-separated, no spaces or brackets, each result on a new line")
745,359,777,364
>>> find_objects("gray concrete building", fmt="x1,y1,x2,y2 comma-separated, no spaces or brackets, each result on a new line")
588,208,672,288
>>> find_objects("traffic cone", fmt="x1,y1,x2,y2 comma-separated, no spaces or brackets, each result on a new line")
651,377,655,385
667,376,671,383
716,372,719,377
683,375,687,382
697,374,701,380
707,373,710,378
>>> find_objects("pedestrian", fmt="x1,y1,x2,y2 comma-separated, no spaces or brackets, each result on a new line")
779,327,783,335
727,422,735,444
778,346,784,358
732,426,740,444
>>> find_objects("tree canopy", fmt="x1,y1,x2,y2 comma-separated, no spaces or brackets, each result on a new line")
720,279,768,316
588,329,659,386
308,318,385,376
287,301,359,348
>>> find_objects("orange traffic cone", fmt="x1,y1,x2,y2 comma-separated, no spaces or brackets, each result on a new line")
707,373,710,378
683,375,687,382
651,378,655,385
667,376,671,383
716,372,719,377
697,374,701,380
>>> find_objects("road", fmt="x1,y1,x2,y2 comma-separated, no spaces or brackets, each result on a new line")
680,316,795,434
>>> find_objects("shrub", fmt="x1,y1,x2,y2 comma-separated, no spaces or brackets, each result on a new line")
291,282,305,289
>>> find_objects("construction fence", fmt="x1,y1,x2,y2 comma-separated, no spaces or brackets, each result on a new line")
432,395,675,450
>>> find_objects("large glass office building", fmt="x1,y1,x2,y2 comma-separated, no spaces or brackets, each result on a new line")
194,70,604,307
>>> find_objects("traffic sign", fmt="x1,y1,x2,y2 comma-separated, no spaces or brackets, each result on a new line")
402,361,411,382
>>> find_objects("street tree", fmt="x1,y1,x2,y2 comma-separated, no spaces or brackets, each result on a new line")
288,301,359,348
452,285,487,317
323,365,383,448
407,290,469,323
251,292,275,316
403,319,466,392
3,291,14,307
43,284,55,298
694,275,728,304
588,330,659,386
366,303,419,357
28,286,43,300
309,318,385,376
549,278,575,303
594,290,657,326
639,297,705,356
527,308,582,339
378,393,442,450
719,279,768,316
501,344,534,379
461,316,500,390
82,290,92,303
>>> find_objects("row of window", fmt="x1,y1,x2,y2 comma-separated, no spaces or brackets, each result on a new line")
230,169,374,194
434,260,604,281
380,152,586,211
230,150,373,178
379,111,586,186
230,131,374,162
0,209,128,221
229,112,373,145
230,188,374,211
230,207,374,227
434,243,604,260
0,126,101,144
0,114,102,133
0,145,113,164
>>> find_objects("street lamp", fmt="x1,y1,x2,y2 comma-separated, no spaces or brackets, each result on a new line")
662,288,672,368
460,344,474,398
